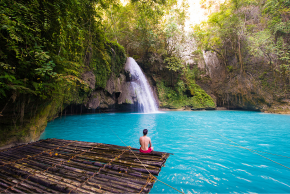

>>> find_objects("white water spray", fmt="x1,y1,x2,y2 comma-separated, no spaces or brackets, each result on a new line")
125,57,158,113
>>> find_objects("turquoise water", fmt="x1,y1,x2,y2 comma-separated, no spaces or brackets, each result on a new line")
40,111,290,193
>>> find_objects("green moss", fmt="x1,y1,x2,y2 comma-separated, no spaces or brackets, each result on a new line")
93,39,126,89
125,99,133,104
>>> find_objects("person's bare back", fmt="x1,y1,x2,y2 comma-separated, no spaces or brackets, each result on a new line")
139,129,154,153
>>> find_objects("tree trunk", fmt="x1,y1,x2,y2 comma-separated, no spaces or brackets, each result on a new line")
238,37,243,74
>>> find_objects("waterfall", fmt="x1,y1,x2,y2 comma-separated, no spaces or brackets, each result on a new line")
125,57,158,113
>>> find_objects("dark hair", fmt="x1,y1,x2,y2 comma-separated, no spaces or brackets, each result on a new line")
143,129,148,135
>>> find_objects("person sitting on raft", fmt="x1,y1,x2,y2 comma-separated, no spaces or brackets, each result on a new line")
139,129,154,153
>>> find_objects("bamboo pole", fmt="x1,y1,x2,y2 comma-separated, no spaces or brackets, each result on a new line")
76,154,160,170
13,161,140,193
28,141,169,163
43,138,171,155
22,159,137,193
0,180,25,193
9,163,94,194
25,151,155,183
0,163,74,193
30,148,161,176
2,146,169,173
31,154,152,184
9,178,48,193
53,146,165,166
21,156,146,193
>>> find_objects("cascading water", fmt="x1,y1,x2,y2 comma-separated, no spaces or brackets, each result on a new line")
125,57,158,113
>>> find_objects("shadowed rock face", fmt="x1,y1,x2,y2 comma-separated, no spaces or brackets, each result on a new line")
82,71,96,89
124,70,139,82
86,91,100,109
203,51,226,83
105,73,124,95
118,82,136,105
198,51,275,111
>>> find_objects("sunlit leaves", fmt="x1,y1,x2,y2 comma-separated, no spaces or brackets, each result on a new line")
164,56,183,72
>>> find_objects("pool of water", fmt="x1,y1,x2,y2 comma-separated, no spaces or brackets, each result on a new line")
40,110,290,193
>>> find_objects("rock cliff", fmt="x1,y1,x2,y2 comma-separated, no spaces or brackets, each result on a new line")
196,51,290,113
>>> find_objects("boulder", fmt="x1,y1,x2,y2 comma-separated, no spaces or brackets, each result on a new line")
105,73,124,95
118,82,136,104
86,91,100,109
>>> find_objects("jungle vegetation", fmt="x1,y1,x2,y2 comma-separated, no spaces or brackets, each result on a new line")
193,0,290,103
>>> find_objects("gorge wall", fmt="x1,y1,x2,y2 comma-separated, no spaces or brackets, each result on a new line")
196,51,290,113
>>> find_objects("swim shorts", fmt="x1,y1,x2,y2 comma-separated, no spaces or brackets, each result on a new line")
139,147,152,153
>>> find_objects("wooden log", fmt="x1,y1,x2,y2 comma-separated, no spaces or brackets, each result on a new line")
0,176,31,193
0,145,163,178
23,156,144,193
74,149,166,165
86,178,139,193
20,178,58,193
0,152,18,162
31,151,160,179
0,146,53,162
22,159,137,193
92,161,151,177
76,154,160,171
40,138,173,156
5,145,45,155
32,155,101,174
28,156,151,186
57,158,152,186
0,169,52,194
97,168,152,186
0,149,165,180
37,152,157,179
0,151,36,163
31,142,168,166
0,168,59,194
92,174,150,193
37,157,146,191
62,149,168,170
47,139,140,151
13,162,135,194
0,181,25,193
10,178,48,193
11,163,95,194
0,163,74,193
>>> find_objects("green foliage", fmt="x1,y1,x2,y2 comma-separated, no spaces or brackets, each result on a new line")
247,29,276,69
103,0,182,61
0,0,125,100
227,65,234,72
264,0,290,34
156,79,215,109
164,56,183,72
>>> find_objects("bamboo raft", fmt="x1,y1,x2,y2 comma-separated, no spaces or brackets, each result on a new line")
0,138,171,193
